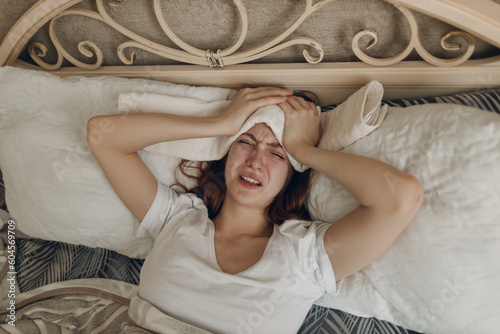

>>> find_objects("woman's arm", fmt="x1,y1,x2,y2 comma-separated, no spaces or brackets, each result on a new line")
87,113,225,222
88,87,293,222
280,96,423,281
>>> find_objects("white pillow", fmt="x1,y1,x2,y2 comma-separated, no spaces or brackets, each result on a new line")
1,66,498,333
309,104,500,334
0,66,234,258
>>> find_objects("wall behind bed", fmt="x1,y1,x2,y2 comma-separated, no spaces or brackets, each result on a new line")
1,0,500,68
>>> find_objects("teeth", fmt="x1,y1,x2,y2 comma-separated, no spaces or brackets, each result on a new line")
241,176,261,185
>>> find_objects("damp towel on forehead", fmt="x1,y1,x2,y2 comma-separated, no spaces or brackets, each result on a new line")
118,81,388,172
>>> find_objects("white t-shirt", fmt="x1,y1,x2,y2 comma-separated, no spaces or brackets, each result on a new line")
137,182,337,334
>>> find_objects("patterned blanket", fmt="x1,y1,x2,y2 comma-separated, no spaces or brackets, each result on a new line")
0,278,210,333
0,233,212,334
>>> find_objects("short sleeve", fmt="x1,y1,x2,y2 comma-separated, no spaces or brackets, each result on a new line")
279,220,337,295
137,181,196,239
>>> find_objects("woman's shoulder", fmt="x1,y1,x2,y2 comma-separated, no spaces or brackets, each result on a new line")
277,219,330,239
139,182,209,238
161,183,206,209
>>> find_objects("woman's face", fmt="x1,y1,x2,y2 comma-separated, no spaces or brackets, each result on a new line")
224,123,291,210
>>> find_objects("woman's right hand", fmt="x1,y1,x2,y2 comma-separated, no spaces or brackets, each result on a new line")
217,87,293,135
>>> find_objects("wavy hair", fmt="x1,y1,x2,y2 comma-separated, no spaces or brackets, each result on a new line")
174,90,318,224
175,157,312,225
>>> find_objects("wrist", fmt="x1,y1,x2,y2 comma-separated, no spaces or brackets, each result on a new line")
285,142,313,162
213,114,241,136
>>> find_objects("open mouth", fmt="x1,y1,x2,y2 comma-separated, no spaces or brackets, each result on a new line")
240,175,261,186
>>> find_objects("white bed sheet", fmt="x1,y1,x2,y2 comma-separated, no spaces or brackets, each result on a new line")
0,66,499,333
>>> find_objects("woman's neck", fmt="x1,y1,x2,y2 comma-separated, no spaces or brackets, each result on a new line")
213,200,272,238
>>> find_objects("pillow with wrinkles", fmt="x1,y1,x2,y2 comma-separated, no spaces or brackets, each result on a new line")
0,66,498,334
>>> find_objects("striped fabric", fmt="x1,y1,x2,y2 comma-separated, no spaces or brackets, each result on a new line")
300,305,421,334
383,89,500,113
321,88,500,114
15,238,143,292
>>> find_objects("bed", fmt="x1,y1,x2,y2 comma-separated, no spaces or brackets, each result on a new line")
0,0,499,333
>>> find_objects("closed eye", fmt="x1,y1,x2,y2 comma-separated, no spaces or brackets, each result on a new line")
272,152,285,160
238,140,254,146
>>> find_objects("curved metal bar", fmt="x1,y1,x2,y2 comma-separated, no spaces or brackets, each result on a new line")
219,0,249,57
153,0,249,58
420,30,475,67
0,0,82,67
29,9,105,70
352,4,475,67
21,0,477,69
385,0,500,49
28,42,64,71
153,0,205,57
228,0,335,62
95,0,200,62
117,41,206,66
25,0,329,69
3,0,499,69
352,29,415,67
224,37,324,66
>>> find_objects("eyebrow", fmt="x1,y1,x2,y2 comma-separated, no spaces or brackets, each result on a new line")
241,133,282,148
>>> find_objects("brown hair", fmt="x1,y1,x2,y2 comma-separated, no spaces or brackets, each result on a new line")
173,89,318,225
175,157,312,225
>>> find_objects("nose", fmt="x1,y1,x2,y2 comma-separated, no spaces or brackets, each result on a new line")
246,148,264,170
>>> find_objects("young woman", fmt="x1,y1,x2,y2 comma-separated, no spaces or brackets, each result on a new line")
87,87,423,334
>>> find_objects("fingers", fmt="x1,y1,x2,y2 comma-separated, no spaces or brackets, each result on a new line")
280,95,321,145
235,87,293,112
234,88,321,118
278,100,292,113
244,86,293,97
279,95,318,115
259,95,290,107
286,95,309,109
220,87,294,135
238,87,293,103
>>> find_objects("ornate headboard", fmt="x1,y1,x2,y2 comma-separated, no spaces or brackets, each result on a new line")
1,0,500,104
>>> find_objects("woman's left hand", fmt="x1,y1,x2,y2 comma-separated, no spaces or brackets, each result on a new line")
279,96,322,156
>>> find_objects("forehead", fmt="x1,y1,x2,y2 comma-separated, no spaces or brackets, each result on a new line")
242,123,279,145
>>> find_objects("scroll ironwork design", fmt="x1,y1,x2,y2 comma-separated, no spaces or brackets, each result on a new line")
28,0,334,70
351,4,475,67
27,0,478,69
